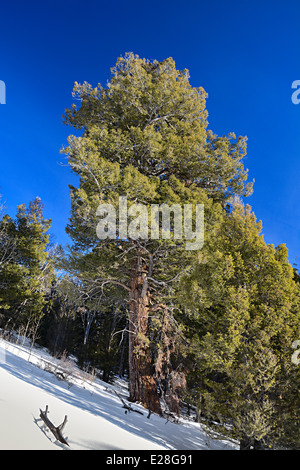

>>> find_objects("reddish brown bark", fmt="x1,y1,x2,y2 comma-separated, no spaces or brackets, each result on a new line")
128,260,162,415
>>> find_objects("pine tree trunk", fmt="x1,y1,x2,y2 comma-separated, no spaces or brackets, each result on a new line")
128,259,162,415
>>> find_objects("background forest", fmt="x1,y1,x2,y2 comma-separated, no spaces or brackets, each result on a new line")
1,54,300,450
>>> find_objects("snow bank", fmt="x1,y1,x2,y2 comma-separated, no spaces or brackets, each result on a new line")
0,338,237,450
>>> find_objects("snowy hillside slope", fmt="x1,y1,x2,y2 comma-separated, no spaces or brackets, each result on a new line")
0,338,237,450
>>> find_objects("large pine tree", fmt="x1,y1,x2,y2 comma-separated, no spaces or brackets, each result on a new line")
61,53,252,413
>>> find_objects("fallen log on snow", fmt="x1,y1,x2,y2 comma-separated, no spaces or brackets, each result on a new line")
113,390,144,415
39,405,69,446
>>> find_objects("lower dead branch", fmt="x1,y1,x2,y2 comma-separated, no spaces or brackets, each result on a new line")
39,405,69,446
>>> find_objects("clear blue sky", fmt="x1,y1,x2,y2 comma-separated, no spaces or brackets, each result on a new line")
0,0,300,265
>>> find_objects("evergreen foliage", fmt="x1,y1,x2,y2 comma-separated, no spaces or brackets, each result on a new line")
0,197,53,342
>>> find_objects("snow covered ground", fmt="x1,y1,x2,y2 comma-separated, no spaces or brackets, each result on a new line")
0,337,237,451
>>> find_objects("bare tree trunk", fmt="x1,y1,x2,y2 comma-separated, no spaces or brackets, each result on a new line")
118,319,128,378
83,310,95,345
128,258,162,415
